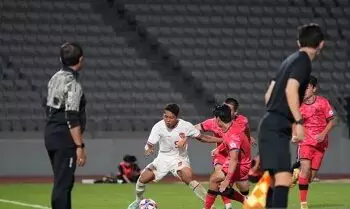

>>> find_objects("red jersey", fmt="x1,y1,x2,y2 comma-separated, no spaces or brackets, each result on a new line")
299,96,334,149
235,114,251,140
220,124,251,167
201,118,224,139
201,114,250,145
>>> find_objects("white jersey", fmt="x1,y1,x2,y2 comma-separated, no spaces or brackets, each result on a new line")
147,119,200,157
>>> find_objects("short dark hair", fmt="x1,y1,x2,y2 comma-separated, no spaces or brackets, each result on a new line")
213,104,232,123
164,103,180,117
60,42,83,66
123,155,137,163
297,23,324,48
224,97,239,111
309,75,318,87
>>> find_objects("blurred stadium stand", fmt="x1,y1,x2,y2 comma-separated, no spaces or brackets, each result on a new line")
0,0,349,136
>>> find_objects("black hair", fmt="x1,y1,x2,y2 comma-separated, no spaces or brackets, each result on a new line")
297,23,324,48
60,42,83,66
123,155,137,163
309,75,318,87
213,104,232,123
224,97,239,111
164,103,180,117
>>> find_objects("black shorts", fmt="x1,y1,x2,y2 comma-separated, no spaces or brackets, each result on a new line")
258,112,292,174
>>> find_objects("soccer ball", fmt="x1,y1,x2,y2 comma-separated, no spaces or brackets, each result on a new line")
139,198,157,209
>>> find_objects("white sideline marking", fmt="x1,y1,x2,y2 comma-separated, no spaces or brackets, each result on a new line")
0,198,51,209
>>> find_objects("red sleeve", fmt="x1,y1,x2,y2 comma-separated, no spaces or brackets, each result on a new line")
322,99,334,120
224,133,241,151
201,118,214,132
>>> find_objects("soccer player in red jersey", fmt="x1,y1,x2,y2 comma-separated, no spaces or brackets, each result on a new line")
204,104,251,209
196,98,254,209
295,76,336,209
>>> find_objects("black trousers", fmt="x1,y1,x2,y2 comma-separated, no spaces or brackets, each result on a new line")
47,148,77,209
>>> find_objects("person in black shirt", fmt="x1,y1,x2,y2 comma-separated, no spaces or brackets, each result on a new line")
258,23,324,209
44,42,87,209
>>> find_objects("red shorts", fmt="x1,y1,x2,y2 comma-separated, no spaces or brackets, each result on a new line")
298,145,325,170
212,153,227,166
222,164,250,184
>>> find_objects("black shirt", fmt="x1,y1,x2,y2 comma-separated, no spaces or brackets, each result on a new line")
267,51,311,121
44,67,86,150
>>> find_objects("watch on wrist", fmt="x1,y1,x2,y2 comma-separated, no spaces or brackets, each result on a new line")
295,119,304,125
76,143,85,148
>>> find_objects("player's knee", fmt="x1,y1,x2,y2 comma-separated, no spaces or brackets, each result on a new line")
274,171,292,186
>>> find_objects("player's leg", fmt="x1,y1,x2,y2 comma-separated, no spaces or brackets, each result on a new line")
235,180,249,196
176,166,208,202
203,169,226,209
214,156,232,208
291,158,301,188
127,168,155,209
309,149,325,182
298,146,313,209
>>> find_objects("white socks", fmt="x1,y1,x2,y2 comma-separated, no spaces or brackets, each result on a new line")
136,180,145,201
189,180,207,202
225,203,232,209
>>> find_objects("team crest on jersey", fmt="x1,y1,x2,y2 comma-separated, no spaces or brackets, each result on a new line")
230,142,237,148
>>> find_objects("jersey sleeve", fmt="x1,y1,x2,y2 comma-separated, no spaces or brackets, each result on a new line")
224,133,242,151
147,124,160,145
201,118,214,132
187,122,201,138
65,79,83,129
322,99,334,119
288,57,311,85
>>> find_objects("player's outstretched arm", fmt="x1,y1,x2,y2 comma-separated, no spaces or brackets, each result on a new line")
194,124,203,131
195,134,223,143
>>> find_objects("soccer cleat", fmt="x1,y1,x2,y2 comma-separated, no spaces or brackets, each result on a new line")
126,200,140,209
290,168,300,188
300,202,308,209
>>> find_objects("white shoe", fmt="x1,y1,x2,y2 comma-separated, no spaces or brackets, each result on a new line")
127,200,140,209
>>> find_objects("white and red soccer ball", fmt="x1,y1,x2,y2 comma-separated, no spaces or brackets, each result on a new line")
139,198,157,209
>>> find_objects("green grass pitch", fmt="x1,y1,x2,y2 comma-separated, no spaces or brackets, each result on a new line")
0,182,349,209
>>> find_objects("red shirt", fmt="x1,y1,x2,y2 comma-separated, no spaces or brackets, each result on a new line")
201,114,250,146
299,96,334,149
220,124,251,167
235,114,251,140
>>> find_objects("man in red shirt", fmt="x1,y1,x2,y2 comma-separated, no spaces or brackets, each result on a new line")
295,76,335,209
204,104,251,209
196,98,254,209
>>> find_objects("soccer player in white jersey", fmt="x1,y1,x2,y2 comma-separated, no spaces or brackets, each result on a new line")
127,104,223,209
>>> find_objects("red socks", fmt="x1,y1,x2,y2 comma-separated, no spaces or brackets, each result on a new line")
204,190,217,209
221,195,231,205
298,177,309,202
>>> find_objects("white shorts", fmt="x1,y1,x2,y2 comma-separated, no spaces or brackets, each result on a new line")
146,153,191,182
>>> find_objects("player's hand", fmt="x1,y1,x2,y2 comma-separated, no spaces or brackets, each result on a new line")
175,138,187,148
219,179,230,193
144,148,154,156
76,148,87,167
292,124,304,143
211,148,219,157
316,133,326,142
